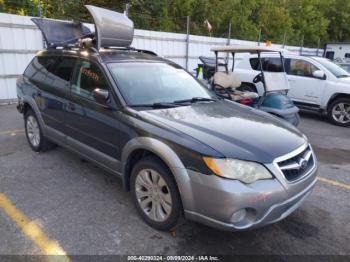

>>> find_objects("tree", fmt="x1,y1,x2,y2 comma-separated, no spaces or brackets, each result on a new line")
287,0,329,46
323,0,350,43
0,0,38,16
1,0,350,48
251,0,293,43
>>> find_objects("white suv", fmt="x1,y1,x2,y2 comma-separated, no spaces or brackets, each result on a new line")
235,53,350,127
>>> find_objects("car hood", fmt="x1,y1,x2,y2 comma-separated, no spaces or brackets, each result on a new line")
140,100,306,163
337,77,350,84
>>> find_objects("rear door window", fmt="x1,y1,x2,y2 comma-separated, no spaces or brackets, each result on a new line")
45,57,77,89
249,58,260,70
249,57,283,72
24,56,57,84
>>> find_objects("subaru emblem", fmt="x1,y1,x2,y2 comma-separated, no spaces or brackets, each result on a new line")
298,158,308,170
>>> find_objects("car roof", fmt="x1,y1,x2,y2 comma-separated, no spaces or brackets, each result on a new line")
248,53,323,60
32,6,174,66
211,45,283,53
98,49,166,63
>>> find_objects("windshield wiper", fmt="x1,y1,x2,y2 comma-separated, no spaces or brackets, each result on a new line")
129,97,218,109
129,102,179,109
174,97,218,104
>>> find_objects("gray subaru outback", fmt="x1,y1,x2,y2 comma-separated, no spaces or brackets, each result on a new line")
16,5,318,231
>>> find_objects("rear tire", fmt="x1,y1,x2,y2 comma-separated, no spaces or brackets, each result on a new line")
327,98,350,127
24,109,55,152
130,156,182,231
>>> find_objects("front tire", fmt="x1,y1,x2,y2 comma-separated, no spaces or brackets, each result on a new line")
24,109,55,152
130,156,182,231
327,98,350,127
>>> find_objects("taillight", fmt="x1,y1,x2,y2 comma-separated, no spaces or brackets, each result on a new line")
239,98,253,105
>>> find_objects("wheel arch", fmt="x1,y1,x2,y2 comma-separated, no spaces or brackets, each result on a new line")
121,137,194,211
121,137,186,191
327,93,350,112
21,96,46,129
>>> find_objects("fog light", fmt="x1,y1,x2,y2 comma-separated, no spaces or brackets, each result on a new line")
230,209,247,223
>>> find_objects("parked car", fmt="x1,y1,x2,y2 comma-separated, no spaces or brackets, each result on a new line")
197,46,300,126
236,53,350,127
16,5,318,231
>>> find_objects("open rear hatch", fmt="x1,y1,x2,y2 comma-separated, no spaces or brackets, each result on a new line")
32,5,134,49
85,5,134,49
31,18,92,48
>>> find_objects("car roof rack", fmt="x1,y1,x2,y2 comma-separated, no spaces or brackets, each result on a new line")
32,5,157,56
100,46,157,56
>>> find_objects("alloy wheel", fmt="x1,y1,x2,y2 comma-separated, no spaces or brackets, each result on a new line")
26,115,40,147
332,102,350,124
135,169,172,222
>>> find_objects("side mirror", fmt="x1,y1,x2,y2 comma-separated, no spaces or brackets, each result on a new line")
92,88,110,105
253,73,263,83
312,70,326,80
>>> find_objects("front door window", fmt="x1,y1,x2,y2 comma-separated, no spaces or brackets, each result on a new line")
72,60,109,101
285,59,319,78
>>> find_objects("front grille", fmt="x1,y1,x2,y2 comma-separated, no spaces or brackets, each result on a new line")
277,145,314,182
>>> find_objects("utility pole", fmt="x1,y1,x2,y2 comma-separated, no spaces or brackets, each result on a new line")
226,22,231,63
226,21,231,46
38,0,43,17
38,0,46,48
185,16,190,70
257,29,261,46
300,35,304,55
316,37,320,56
282,31,287,48
125,3,131,17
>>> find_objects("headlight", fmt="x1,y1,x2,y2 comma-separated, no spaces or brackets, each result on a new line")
203,157,272,184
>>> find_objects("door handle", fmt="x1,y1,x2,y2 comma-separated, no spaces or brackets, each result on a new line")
68,102,76,111
288,79,296,82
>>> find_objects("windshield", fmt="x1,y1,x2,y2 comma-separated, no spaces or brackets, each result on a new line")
108,62,215,106
313,57,350,78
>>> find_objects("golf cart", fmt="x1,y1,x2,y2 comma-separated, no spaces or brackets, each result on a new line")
199,46,300,126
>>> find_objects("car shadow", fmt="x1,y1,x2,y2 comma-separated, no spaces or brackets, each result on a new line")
172,206,321,255
299,110,326,122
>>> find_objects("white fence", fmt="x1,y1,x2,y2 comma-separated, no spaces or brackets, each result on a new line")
0,12,322,101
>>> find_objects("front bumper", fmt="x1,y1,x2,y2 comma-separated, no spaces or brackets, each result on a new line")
178,145,318,231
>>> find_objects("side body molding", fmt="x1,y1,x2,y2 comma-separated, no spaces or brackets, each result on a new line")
121,137,195,211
